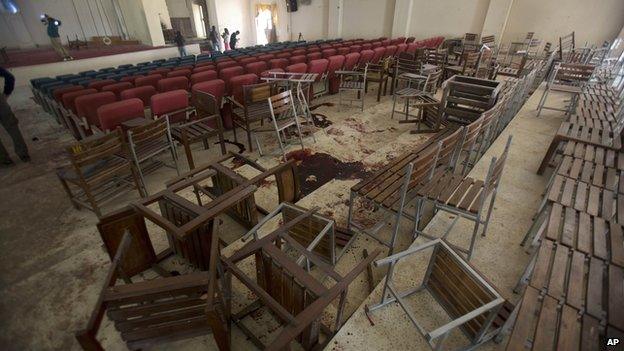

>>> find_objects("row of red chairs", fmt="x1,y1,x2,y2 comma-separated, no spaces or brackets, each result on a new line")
49,36,446,139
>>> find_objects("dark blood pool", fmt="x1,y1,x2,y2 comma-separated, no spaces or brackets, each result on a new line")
285,149,371,196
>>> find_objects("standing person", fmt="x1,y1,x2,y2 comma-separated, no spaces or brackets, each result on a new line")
230,30,240,50
0,67,30,166
174,31,187,57
209,26,221,52
41,14,72,61
221,28,230,51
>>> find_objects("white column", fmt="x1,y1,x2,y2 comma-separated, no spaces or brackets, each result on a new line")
328,0,343,39
391,0,413,38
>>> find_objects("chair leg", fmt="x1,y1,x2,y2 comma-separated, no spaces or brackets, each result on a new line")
83,186,102,218
218,131,226,155
412,197,424,239
536,87,550,117
275,129,287,162
467,216,480,261
254,132,264,156
537,138,561,175
391,96,397,119
481,191,498,237
170,144,181,176
347,191,356,231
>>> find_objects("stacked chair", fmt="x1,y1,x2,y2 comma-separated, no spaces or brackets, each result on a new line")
504,48,624,349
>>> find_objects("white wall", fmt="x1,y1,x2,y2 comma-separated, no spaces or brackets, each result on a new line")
290,0,328,41
407,0,490,40
342,0,395,39
166,0,191,18
213,0,252,47
502,0,624,47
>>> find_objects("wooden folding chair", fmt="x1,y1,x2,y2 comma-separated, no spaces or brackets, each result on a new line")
56,129,142,217
391,69,444,133
369,239,509,350
251,90,310,161
347,141,442,255
413,136,512,260
223,209,380,350
230,82,276,152
126,117,180,196
172,90,226,170
536,62,595,117
75,230,230,350
337,65,367,111
365,57,393,102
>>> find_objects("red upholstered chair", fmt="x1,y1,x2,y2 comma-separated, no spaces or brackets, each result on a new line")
229,74,260,105
349,45,362,53
322,48,337,59
53,86,83,103
151,89,191,124
192,79,225,106
190,71,218,85
306,52,322,62
219,66,245,95
193,65,216,74
292,49,306,56
149,68,170,76
88,79,117,91
308,46,321,53
238,57,256,66
396,43,407,56
275,52,290,59
167,69,191,79
173,65,193,71
75,91,117,131
120,86,157,108
343,52,360,71
307,58,330,97
289,55,306,65
286,63,307,73
371,47,386,63
98,98,145,131
269,58,289,70
371,42,382,49
381,39,391,46
215,57,233,63
362,43,372,50
245,61,268,76
101,82,133,99
157,77,189,92
407,43,418,53
358,50,374,68
62,89,98,115
258,54,274,61
336,47,349,55
195,62,215,69
217,60,239,71
383,45,397,58
192,79,228,128
327,55,346,94
119,75,143,84
135,74,162,89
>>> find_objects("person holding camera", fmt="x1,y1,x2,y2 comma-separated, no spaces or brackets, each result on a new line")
41,14,73,61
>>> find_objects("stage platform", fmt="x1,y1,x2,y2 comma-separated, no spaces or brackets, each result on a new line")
6,43,200,87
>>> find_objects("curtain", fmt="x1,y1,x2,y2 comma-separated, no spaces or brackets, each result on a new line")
255,3,278,43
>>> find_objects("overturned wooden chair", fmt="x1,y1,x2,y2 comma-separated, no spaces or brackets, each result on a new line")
369,239,511,350
223,208,380,350
56,129,143,217
75,230,231,350
165,151,301,230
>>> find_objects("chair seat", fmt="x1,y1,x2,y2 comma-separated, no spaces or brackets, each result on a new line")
57,156,128,183
550,84,582,93
172,121,218,142
417,170,484,214
132,138,172,161
232,102,272,122
340,81,365,90
395,87,425,97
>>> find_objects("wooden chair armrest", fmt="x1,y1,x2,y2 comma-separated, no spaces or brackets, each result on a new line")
158,106,196,121
335,70,364,76
224,96,245,109
178,113,220,128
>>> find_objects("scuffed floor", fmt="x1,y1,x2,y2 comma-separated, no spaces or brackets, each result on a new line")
0,80,564,350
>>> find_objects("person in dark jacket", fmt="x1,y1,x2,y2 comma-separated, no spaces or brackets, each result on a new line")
209,26,221,52
0,67,30,166
230,30,240,50
174,31,187,57
41,14,72,61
